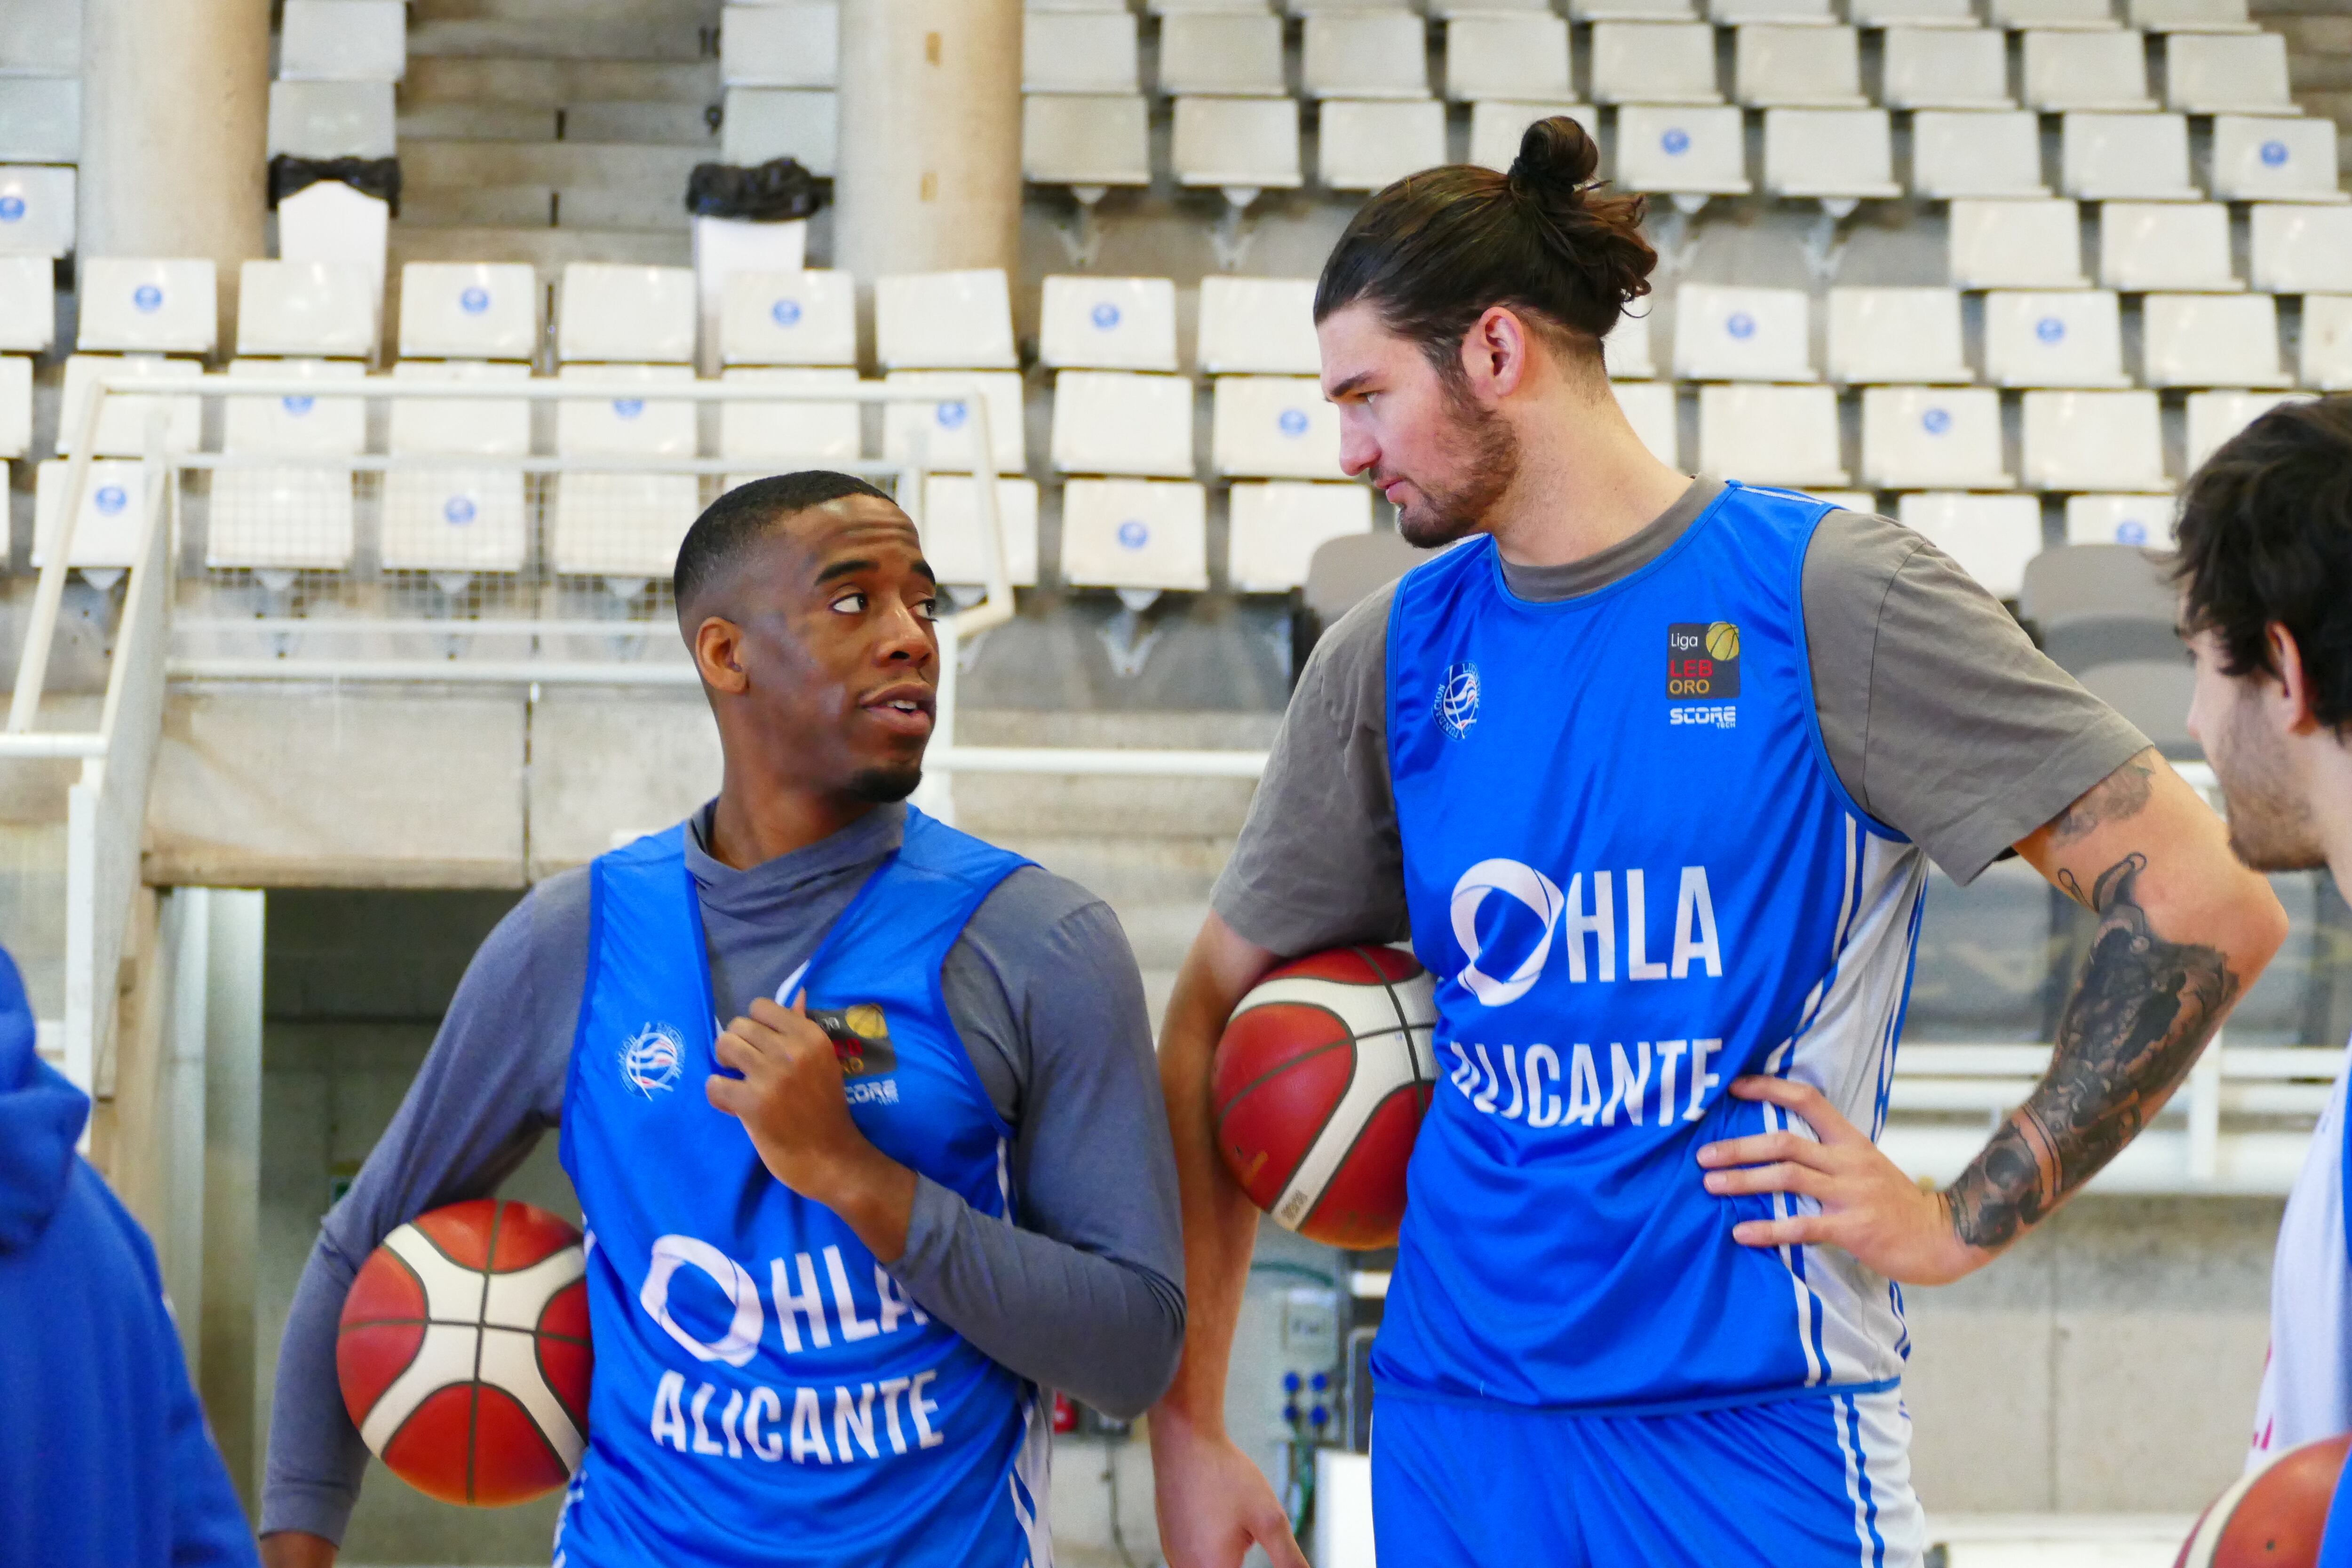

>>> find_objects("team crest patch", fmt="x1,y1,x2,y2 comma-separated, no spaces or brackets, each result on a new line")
620,1022,685,1097
1667,622,1740,700
1434,660,1480,740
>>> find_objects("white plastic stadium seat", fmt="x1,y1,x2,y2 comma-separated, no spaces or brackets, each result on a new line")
1570,0,1696,19
276,181,390,306
78,258,217,353
1699,385,1845,486
1826,288,1970,385
1910,111,2050,199
724,4,842,89
0,165,76,259
0,255,54,352
1613,106,1750,197
1041,276,1180,372
551,473,705,580
1228,482,1375,593
387,360,532,457
1197,276,1321,374
1605,309,1657,379
2209,118,2347,205
2305,296,2352,390
207,467,358,572
725,88,838,176
1896,493,2044,601
2061,113,2199,202
1672,285,1813,382
1302,13,1433,99
2130,0,2253,26
1318,100,1447,191
1446,16,1573,102
1983,291,2129,388
1060,478,1212,591
2144,294,2289,388
1735,27,1866,108
1881,30,2014,110
267,81,398,158
882,371,1027,473
720,270,858,366
1051,372,1197,477
33,459,149,572
1429,0,1552,12
917,477,1041,590
1711,0,1837,23
1614,380,1680,464
399,263,538,360
278,0,407,80
1213,376,1346,479
1851,0,1977,24
719,366,862,472
1172,97,1304,192
555,364,698,457
2165,32,2293,113
1023,95,1151,190
1468,103,1598,172
1763,110,1900,201
1859,386,2010,487
2185,390,2307,470
2251,207,2352,294
223,358,366,454
57,356,203,457
2066,493,2177,547
1159,14,1287,96
2022,32,2153,111
0,80,80,167
558,264,698,364
0,356,28,458
1589,23,1721,105
1024,10,1140,94
875,270,1017,371
2098,203,2238,293
237,260,376,358
2020,390,2167,489
381,364,532,576
1989,0,2122,29
1949,201,2087,289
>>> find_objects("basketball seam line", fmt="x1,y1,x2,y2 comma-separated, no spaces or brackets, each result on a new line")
1301,1081,1422,1233
1362,944,1430,1089
1213,1035,1356,1142
466,1202,501,1506
341,1314,591,1348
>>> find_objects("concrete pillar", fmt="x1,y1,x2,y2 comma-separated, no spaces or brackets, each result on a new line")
199,890,265,1516
78,0,270,341
833,0,1023,360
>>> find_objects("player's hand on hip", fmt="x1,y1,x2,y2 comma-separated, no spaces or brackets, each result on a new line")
708,994,901,1219
1151,1415,1311,1568
1696,1076,1993,1286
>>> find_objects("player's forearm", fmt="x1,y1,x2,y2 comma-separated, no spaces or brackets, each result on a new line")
1948,754,2287,1252
1152,914,1280,1437
260,1533,337,1568
260,1238,372,1545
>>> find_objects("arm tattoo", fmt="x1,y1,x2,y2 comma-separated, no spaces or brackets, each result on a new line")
1944,852,2239,1252
2044,747,2158,852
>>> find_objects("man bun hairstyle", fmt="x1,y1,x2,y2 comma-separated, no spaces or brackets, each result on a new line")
674,470,896,613
2173,395,2352,732
1313,115,1656,376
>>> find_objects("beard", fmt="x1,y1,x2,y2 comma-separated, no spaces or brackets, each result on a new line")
848,763,923,804
1387,377,1523,549
2212,693,2325,871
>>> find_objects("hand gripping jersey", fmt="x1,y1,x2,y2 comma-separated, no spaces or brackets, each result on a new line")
2249,1037,2352,1465
556,812,1053,1568
1378,483,1931,1414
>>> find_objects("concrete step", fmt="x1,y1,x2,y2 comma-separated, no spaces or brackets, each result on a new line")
567,101,722,145
405,55,719,107
413,0,721,24
2266,12,2352,52
398,103,562,142
2291,54,2352,91
387,223,691,271
401,180,688,232
400,136,705,191
409,16,710,62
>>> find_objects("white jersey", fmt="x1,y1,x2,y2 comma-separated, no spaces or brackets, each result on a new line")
2249,1035,2352,1468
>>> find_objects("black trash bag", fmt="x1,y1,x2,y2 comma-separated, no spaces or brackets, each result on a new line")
269,155,402,217
685,157,827,222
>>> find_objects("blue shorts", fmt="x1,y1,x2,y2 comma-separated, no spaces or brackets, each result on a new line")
1371,1386,1926,1568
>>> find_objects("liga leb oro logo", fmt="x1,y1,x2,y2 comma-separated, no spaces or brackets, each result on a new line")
1668,621,1740,700
810,1002,898,1078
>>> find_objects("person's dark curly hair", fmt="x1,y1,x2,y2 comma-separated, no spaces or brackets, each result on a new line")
2173,395,2352,733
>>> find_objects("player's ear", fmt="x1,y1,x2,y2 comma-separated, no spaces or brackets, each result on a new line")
693,614,751,694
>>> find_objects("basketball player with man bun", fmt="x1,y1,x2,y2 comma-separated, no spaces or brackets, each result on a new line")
260,474,1184,1568
1150,118,2288,1567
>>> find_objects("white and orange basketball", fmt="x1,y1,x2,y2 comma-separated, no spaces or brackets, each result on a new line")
1212,946,1438,1249
2175,1434,2350,1568
336,1198,592,1507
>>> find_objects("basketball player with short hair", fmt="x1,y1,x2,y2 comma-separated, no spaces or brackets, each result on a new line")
2171,398,2352,1478
260,473,1184,1568
1150,119,2288,1568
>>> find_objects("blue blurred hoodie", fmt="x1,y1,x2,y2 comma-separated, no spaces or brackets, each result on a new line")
0,949,258,1567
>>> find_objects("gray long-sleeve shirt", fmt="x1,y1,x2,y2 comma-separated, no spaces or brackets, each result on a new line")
262,802,1185,1545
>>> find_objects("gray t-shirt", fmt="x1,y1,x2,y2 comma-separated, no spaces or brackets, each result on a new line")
1214,478,2152,955
263,802,1183,1545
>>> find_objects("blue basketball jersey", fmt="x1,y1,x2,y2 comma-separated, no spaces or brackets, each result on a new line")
555,811,1053,1568
1377,482,1930,1415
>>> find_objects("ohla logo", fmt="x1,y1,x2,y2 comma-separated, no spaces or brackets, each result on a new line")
1448,859,1725,1007
1450,859,1565,1006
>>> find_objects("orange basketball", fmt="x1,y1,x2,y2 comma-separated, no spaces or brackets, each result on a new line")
1212,946,1438,1249
336,1198,591,1507
2176,1435,2352,1568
